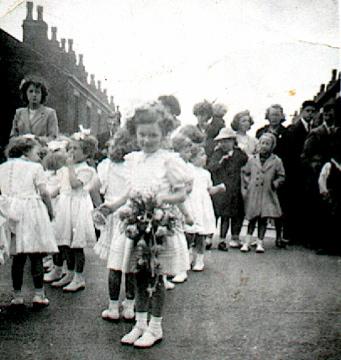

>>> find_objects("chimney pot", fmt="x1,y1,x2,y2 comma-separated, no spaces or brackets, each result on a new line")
61,38,66,51
37,5,43,21
68,39,74,52
103,88,107,95
110,96,114,105
97,80,102,91
26,2,33,20
320,84,325,93
51,27,57,41
90,74,95,86
78,54,84,66
332,69,337,81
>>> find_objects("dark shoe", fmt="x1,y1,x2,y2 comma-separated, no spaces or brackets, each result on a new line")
218,242,228,252
275,238,286,248
205,243,212,250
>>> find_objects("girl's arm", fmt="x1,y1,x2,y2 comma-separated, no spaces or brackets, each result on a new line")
177,202,194,225
38,184,54,220
157,187,187,205
208,183,226,196
318,162,331,196
272,159,285,190
68,166,83,189
98,189,130,215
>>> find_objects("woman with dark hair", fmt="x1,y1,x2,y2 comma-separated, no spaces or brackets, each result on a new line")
10,76,59,138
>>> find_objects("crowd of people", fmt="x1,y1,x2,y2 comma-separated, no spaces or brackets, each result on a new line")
0,77,340,349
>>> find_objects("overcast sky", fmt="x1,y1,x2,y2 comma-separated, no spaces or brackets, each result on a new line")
1,0,339,131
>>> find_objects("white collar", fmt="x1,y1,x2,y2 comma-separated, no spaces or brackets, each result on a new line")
300,118,310,132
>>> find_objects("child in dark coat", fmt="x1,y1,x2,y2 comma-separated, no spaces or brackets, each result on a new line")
207,127,248,251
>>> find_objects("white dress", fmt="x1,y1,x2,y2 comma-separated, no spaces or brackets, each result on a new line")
0,158,58,254
107,149,191,275
53,162,98,248
93,159,128,260
187,166,216,235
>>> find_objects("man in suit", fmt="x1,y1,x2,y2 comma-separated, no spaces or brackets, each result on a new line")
281,100,318,245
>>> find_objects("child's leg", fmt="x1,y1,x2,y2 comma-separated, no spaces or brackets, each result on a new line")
121,270,149,345
63,248,85,292
192,234,205,271
44,246,65,283
218,217,229,251
102,269,122,320
134,274,164,348
255,218,267,253
122,272,136,320
229,214,244,248
241,217,258,252
51,246,74,288
30,253,49,306
11,254,27,303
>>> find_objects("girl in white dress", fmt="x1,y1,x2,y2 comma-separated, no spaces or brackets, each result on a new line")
99,101,190,348
186,145,225,271
0,136,57,306
52,133,99,292
94,129,137,321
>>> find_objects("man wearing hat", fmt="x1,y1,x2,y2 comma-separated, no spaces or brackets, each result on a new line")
206,127,248,251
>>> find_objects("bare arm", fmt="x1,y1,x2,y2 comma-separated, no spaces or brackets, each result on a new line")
38,184,54,220
208,183,226,196
68,166,83,189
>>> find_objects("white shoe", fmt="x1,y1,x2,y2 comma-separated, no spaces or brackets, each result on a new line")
240,243,250,252
63,273,85,292
250,239,257,247
133,329,163,348
163,276,175,290
102,302,120,321
256,240,265,253
192,254,204,272
172,272,187,283
229,240,241,248
32,294,49,307
122,299,135,320
51,271,73,288
121,326,145,345
44,267,62,283
11,295,24,306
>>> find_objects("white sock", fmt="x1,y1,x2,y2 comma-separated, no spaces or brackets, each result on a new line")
135,312,148,329
149,316,162,334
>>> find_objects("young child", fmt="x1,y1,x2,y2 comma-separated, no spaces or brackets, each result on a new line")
187,145,225,271
0,136,57,306
99,101,190,348
206,127,248,250
42,144,69,283
51,132,100,291
241,133,285,253
94,129,137,321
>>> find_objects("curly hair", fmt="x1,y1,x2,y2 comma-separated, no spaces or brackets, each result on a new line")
158,95,181,116
231,110,254,131
127,101,179,137
42,151,67,171
171,134,193,153
5,136,40,159
193,100,213,118
189,144,205,162
108,128,138,162
20,76,48,105
178,125,205,144
71,134,98,158
265,104,285,123
212,103,228,118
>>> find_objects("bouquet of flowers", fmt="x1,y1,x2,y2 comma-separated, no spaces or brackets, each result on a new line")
118,191,179,293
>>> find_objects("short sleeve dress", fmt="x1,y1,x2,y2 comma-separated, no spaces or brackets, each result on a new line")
0,158,58,254
107,149,190,275
94,159,129,260
53,162,98,248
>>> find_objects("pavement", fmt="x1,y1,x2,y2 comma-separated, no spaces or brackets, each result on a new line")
0,235,340,360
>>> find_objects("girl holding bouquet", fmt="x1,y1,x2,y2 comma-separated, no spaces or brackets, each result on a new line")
100,101,190,348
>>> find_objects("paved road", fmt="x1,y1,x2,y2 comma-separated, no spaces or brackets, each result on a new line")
0,236,340,360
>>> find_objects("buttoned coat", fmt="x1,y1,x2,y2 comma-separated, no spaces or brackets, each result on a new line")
241,153,285,220
10,106,59,138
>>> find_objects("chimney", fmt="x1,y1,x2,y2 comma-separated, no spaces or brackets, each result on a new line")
320,84,325,93
68,39,74,53
61,38,66,51
26,2,33,20
37,5,44,21
51,27,57,41
103,89,107,96
332,69,337,81
90,74,96,87
110,96,114,106
78,54,84,66
97,80,102,91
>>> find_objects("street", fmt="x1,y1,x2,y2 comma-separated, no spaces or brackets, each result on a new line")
0,236,340,360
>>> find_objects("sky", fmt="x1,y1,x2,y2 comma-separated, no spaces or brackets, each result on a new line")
1,0,340,132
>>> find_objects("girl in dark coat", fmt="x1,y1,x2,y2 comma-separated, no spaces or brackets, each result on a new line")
207,127,248,251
